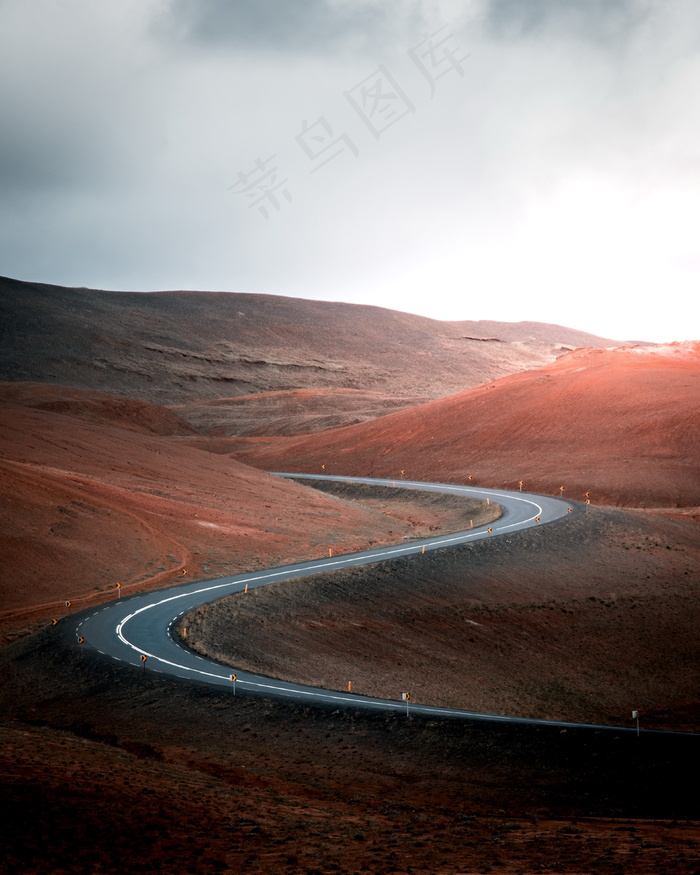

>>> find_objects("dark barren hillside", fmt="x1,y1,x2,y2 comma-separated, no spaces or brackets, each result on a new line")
0,275,627,414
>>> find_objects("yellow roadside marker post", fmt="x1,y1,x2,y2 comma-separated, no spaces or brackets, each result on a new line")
116,582,121,599
65,600,71,609
51,618,58,626
559,486,564,497
585,492,591,505
519,480,524,492
231,674,237,696
347,681,352,692
402,691,411,718
487,527,493,533
244,583,249,594
141,654,147,674
77,636,84,645
535,516,541,522
182,569,187,576
421,545,425,555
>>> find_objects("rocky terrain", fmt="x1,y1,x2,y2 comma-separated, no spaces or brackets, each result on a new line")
171,387,435,437
1,279,698,873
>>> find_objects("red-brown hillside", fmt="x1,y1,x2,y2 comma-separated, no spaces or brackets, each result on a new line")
0,381,197,436
234,342,700,508
171,387,434,437
0,385,458,637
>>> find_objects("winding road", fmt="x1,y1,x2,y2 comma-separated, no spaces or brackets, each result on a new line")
73,474,633,732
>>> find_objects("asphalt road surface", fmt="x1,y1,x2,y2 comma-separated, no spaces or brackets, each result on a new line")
73,474,649,732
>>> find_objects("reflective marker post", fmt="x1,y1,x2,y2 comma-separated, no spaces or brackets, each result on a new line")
231,674,237,696
402,691,411,718
632,710,640,737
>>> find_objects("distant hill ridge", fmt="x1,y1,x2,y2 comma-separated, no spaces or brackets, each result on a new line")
0,276,633,406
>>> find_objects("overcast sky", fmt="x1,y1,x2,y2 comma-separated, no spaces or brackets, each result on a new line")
1,0,698,341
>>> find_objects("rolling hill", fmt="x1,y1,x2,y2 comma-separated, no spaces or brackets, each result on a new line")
232,342,700,508
0,275,631,419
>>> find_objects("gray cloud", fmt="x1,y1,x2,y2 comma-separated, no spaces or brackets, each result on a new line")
0,0,697,342
484,0,653,42
159,0,423,54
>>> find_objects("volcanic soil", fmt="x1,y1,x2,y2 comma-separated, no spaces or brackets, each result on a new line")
1,275,630,410
0,384,475,641
2,394,699,873
232,342,700,509
187,483,700,732
1,621,699,875
1,285,698,872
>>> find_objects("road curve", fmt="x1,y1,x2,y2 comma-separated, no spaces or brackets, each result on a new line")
72,474,647,734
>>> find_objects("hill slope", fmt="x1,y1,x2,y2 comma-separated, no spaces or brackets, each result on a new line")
0,381,197,436
233,342,700,508
0,275,629,411
0,386,473,636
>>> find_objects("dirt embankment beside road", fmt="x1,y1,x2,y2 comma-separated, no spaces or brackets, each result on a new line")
185,495,700,733
0,392,498,642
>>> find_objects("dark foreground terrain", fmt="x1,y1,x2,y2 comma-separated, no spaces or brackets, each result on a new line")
2,481,699,874
1,625,699,875
186,492,700,733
